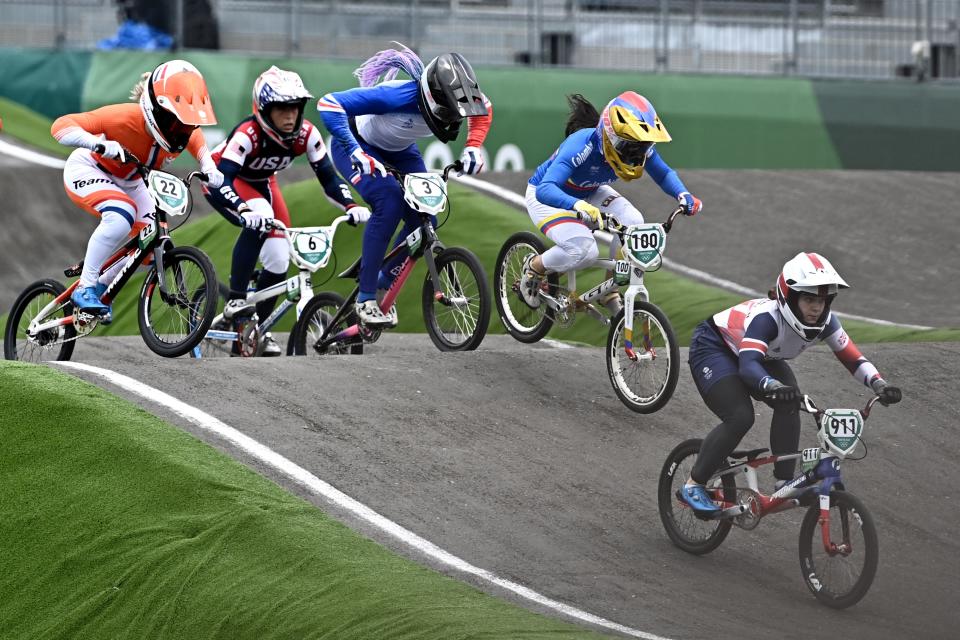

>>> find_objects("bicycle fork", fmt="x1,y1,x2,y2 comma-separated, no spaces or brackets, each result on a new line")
621,278,654,362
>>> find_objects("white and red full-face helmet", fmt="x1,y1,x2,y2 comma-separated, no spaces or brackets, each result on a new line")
775,252,849,340
139,59,217,153
252,66,313,146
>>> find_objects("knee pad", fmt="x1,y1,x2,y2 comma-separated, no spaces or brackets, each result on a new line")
259,237,289,274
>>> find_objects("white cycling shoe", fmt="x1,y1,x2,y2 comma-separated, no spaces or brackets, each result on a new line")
260,332,282,357
355,300,393,327
223,297,254,320
518,255,544,309
376,289,399,328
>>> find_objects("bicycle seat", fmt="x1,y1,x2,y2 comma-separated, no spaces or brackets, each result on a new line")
729,447,769,461
338,256,362,280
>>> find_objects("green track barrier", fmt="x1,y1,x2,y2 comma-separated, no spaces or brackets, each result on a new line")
3,47,960,170
813,78,960,171
0,48,90,119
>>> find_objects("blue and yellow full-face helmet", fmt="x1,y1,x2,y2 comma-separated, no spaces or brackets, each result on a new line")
598,91,671,180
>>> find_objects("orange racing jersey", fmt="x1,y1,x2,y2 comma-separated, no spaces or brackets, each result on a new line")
51,103,211,180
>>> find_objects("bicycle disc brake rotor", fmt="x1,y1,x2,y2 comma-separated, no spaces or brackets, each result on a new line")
732,488,762,530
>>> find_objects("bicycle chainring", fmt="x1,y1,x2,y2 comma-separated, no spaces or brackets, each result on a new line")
732,488,763,530
73,312,100,336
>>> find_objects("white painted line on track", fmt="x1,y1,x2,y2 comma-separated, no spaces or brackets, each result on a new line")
0,138,66,169
53,360,674,640
453,174,934,331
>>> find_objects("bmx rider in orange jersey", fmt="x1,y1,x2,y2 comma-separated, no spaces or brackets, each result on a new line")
51,59,222,320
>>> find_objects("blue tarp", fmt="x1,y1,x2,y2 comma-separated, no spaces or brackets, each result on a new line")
97,21,173,51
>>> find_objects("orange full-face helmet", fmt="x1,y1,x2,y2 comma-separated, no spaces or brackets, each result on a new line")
139,59,217,153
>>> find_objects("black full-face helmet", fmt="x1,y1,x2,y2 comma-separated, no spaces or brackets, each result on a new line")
417,53,487,143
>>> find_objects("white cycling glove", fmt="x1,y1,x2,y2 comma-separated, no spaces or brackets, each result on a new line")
202,167,225,189
350,148,387,179
459,146,484,175
346,205,371,226
94,135,126,162
240,209,270,232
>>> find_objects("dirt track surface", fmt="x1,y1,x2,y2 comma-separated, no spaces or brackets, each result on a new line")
56,335,960,640
476,171,960,327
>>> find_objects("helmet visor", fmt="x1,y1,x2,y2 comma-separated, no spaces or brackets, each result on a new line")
155,106,197,150
613,137,653,165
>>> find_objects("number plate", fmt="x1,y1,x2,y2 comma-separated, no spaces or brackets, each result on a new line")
819,408,864,457
292,228,331,266
403,173,447,216
623,223,666,270
613,259,631,285
138,219,157,250
148,170,188,216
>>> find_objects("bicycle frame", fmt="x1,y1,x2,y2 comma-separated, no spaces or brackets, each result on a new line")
307,164,467,352
26,203,179,341
311,215,449,350
705,395,881,555
196,216,349,354
536,208,684,359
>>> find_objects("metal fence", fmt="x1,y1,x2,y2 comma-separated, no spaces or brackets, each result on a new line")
2,0,959,80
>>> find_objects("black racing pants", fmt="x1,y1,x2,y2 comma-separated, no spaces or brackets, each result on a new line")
690,359,801,484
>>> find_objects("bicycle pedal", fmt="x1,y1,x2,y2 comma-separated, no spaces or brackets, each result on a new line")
64,261,83,277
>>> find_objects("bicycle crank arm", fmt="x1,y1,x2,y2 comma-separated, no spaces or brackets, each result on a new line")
717,504,749,519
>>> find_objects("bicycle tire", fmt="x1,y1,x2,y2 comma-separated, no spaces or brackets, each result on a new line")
290,291,362,355
658,439,736,555
3,279,76,362
493,231,559,344
798,490,878,608
606,300,680,414
138,246,218,358
422,246,490,352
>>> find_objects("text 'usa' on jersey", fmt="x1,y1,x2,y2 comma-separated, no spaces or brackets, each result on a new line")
212,116,329,181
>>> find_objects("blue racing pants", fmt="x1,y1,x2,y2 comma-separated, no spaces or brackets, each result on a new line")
330,138,433,300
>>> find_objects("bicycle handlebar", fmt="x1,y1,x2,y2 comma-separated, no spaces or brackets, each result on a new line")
101,146,207,186
385,161,464,184
798,394,883,421
598,205,687,234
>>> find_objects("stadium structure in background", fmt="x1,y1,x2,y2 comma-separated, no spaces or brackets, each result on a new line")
0,0,958,80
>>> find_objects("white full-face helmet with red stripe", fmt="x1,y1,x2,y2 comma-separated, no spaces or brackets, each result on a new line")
775,252,849,340
139,59,217,153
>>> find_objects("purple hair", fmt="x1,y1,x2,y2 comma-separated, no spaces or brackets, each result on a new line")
354,42,425,88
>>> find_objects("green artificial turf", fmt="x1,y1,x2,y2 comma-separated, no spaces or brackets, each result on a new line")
0,96,71,157
0,360,609,639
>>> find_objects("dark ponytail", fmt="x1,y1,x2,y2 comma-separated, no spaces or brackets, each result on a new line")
564,93,600,137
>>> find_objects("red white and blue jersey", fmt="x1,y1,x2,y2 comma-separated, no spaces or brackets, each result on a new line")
712,298,881,391
212,116,328,182
528,127,686,211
